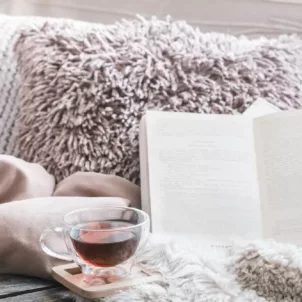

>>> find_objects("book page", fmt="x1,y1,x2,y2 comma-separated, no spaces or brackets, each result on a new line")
139,115,152,217
142,111,262,244
243,98,280,118
254,110,302,245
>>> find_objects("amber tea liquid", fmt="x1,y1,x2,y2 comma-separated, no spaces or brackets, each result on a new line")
70,221,139,267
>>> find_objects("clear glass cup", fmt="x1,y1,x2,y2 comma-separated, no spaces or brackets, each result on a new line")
40,206,150,277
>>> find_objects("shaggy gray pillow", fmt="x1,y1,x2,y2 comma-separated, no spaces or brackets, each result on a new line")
14,17,302,183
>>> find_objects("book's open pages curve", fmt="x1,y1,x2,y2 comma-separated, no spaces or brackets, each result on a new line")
140,111,262,246
255,110,302,245
139,115,152,229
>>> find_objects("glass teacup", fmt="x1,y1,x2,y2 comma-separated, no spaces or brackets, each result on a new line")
40,206,150,277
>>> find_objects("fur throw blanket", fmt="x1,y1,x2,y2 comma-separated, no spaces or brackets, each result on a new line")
82,237,302,302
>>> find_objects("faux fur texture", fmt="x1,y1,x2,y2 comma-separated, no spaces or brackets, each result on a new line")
76,239,302,302
15,17,302,183
230,240,302,301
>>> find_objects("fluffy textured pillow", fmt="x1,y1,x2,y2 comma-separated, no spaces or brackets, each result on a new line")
15,18,302,183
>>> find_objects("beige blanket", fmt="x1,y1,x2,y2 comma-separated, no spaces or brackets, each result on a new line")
0,155,55,204
0,155,141,278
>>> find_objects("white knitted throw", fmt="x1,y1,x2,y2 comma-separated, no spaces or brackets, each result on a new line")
0,15,23,155
0,15,47,155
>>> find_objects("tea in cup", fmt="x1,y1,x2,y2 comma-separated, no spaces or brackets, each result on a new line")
40,206,150,277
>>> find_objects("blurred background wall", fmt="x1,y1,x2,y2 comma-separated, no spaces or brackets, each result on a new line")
0,0,302,36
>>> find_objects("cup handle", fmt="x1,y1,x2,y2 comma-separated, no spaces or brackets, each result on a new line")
39,227,73,262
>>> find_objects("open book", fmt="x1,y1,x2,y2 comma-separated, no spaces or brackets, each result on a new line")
139,100,302,246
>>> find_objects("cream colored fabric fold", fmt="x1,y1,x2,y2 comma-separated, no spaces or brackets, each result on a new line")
0,157,139,278
53,172,141,209
0,155,55,203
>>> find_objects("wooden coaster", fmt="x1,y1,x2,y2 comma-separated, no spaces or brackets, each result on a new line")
52,263,164,300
